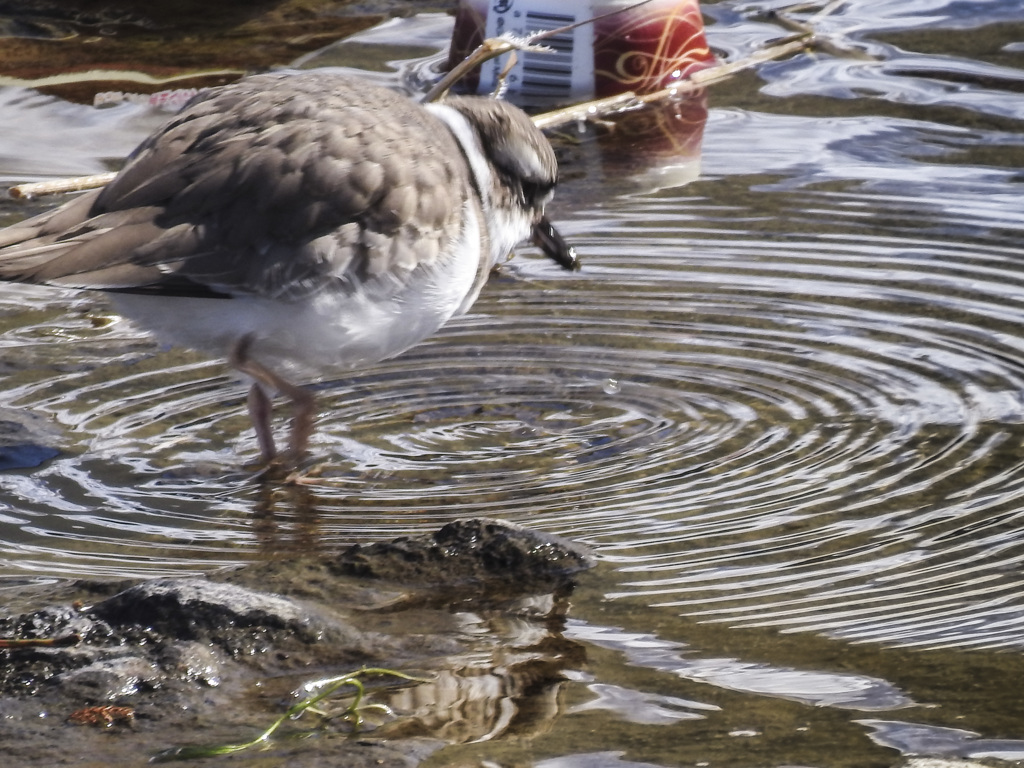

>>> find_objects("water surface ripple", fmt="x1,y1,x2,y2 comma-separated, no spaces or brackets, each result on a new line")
1,1,1024,664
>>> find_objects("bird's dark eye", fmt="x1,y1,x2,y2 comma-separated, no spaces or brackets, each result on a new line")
520,178,555,207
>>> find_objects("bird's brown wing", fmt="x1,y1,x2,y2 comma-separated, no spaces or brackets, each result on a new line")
0,72,472,300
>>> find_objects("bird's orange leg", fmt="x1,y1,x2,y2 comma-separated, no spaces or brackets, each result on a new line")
230,335,316,464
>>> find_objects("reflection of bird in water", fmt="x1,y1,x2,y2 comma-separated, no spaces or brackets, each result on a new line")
0,72,577,465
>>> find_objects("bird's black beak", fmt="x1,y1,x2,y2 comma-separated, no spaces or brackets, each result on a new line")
532,217,580,272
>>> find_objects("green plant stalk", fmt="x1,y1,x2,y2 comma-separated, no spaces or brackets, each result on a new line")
150,667,428,763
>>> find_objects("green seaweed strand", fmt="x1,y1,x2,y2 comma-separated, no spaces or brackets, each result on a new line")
150,666,426,762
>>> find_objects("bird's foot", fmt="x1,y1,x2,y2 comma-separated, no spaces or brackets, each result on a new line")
282,462,328,486
245,453,327,486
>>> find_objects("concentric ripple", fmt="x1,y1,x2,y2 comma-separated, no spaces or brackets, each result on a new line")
2,4,1024,659
6,155,1024,651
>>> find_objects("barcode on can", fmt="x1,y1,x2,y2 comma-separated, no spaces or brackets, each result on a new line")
481,3,594,103
519,12,575,99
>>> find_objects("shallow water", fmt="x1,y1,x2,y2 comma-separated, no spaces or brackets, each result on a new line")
2,2,1024,766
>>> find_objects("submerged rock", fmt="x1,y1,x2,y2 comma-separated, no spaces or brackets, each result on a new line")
0,519,593,767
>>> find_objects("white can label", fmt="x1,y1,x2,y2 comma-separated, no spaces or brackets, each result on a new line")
481,2,596,102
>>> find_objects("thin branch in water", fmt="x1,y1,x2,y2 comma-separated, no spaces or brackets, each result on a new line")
8,172,116,200
532,35,813,131
0,632,81,649
531,0,856,130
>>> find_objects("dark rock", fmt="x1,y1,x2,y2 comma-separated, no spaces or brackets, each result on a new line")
0,518,593,766
93,577,312,636
331,518,594,592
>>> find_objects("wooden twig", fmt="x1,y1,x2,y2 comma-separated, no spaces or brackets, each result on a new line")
422,37,530,104
533,0,857,129
810,0,849,23
0,632,81,649
773,0,874,61
9,172,116,200
533,35,812,131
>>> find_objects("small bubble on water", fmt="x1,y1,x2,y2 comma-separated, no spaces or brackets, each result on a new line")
602,378,621,395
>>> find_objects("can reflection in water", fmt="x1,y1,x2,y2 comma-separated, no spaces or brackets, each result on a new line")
554,94,708,200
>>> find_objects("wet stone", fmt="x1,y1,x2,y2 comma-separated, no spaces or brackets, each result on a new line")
92,577,315,635
0,412,62,470
56,656,162,701
154,641,223,686
0,518,593,767
330,518,595,592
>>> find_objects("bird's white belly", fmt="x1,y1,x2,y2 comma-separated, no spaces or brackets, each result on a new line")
110,228,486,382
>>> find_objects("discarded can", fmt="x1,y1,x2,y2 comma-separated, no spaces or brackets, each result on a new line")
446,0,717,104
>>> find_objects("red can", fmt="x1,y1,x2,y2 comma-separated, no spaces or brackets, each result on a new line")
446,0,716,104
